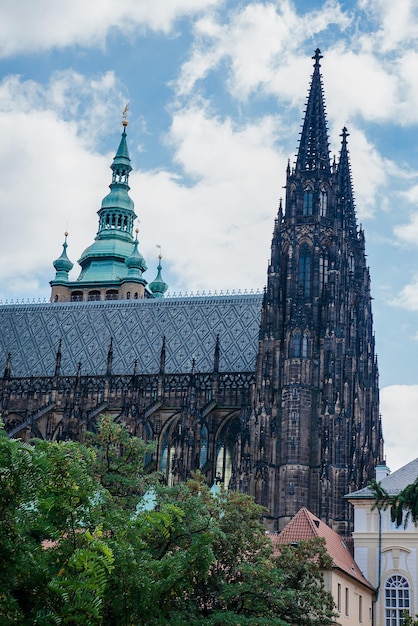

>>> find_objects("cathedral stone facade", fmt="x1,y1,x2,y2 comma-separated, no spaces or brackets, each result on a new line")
0,50,383,534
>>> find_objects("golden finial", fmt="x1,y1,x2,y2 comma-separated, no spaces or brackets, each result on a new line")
156,244,162,260
122,103,129,127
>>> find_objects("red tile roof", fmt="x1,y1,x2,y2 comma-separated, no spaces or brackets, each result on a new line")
269,507,374,591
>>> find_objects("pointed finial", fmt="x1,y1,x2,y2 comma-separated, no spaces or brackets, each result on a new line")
159,335,166,374
313,48,323,68
54,339,62,377
213,335,220,373
340,126,349,143
106,338,113,377
3,352,11,380
122,103,129,127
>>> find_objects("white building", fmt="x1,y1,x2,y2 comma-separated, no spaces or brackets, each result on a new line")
347,459,418,626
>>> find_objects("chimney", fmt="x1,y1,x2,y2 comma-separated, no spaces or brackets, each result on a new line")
375,462,391,483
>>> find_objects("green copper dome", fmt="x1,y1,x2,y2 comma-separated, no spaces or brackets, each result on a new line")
51,233,73,283
149,256,168,298
126,235,147,277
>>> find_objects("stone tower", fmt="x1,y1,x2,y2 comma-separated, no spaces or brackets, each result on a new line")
250,50,383,534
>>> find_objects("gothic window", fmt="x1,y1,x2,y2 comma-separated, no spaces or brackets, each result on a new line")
385,575,410,626
160,431,176,486
349,252,355,274
199,426,208,468
302,332,309,358
293,331,301,357
319,186,328,216
298,244,311,297
303,186,313,215
216,443,232,488
319,252,329,294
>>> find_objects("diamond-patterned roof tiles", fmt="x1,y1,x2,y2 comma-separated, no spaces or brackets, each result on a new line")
0,294,262,377
269,507,374,590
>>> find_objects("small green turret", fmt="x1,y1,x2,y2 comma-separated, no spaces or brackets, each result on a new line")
149,250,168,299
52,232,73,282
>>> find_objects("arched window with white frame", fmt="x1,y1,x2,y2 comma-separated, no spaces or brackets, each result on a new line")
385,574,411,626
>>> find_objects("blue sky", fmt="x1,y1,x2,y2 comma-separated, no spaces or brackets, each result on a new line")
1,0,418,470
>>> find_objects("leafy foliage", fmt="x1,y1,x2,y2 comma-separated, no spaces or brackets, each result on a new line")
0,417,337,625
370,477,418,528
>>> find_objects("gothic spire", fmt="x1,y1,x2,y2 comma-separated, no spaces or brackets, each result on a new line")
337,127,357,232
295,49,331,175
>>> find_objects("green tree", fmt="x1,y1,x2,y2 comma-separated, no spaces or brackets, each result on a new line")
0,418,337,626
402,612,418,625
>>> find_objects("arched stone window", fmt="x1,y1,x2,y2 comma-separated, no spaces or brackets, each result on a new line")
385,575,410,625
216,443,232,488
105,290,118,301
319,186,328,217
199,425,208,469
349,252,355,274
293,331,301,357
71,291,83,302
319,251,329,294
302,332,309,358
298,244,311,298
160,429,176,487
88,290,101,301
303,186,313,216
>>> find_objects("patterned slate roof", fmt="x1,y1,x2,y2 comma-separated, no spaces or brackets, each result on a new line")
0,294,262,377
348,457,418,499
269,507,374,590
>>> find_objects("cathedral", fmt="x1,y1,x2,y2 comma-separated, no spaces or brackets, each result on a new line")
0,50,383,534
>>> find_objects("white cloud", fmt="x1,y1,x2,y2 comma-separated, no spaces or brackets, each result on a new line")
135,105,285,292
0,0,222,57
393,280,418,312
381,385,418,471
394,212,418,246
176,0,350,100
0,110,108,289
358,0,418,53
